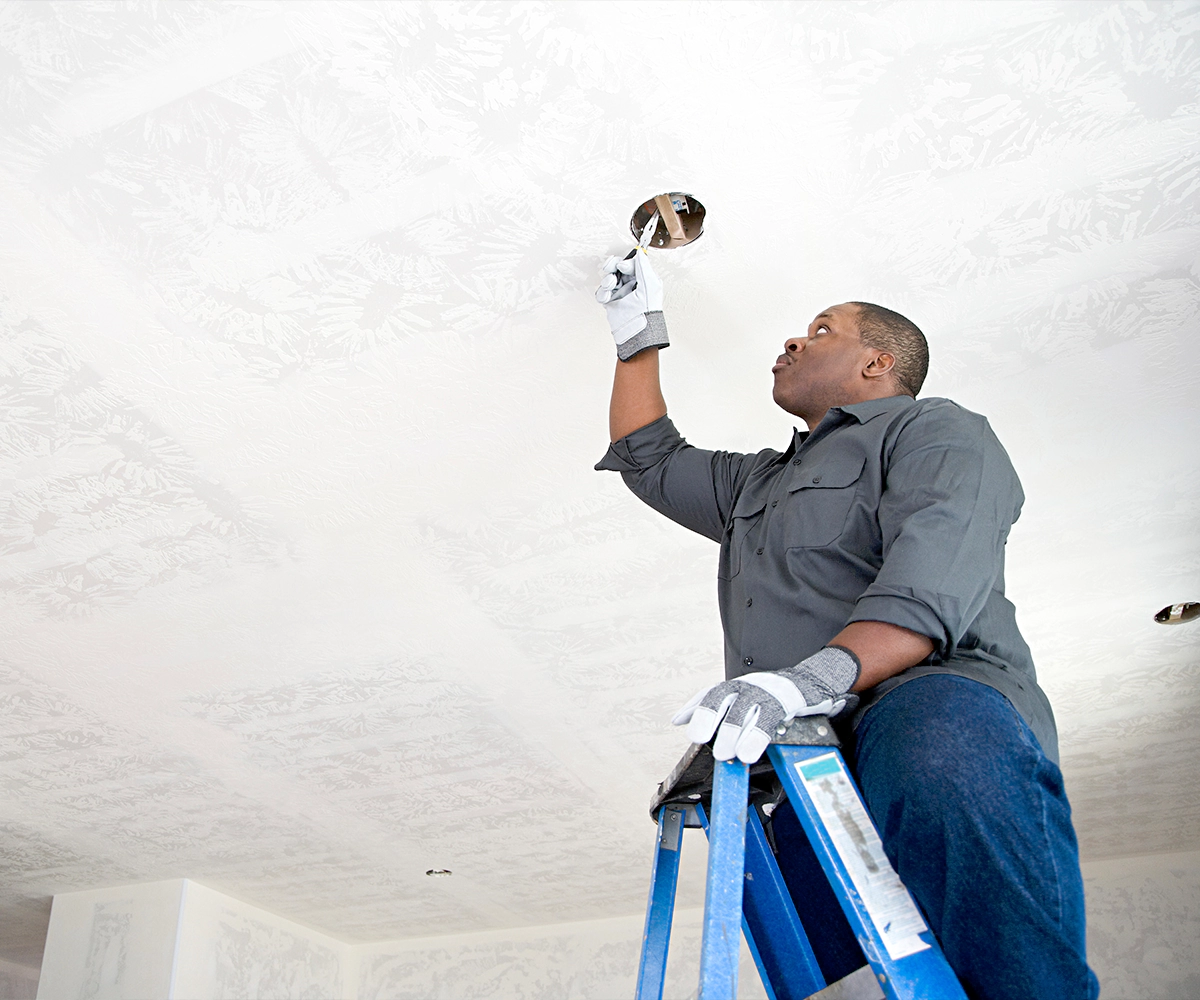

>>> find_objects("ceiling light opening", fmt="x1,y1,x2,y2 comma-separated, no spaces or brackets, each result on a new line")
1154,602,1199,625
631,192,706,249
425,869,453,877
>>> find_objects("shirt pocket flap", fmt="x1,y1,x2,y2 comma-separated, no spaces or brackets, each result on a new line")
730,490,768,520
787,454,865,492
720,490,768,581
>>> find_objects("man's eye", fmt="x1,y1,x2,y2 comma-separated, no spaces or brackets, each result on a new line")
815,325,829,335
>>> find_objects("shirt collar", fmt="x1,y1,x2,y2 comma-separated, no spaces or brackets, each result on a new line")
788,395,914,454
831,394,914,424
791,394,914,452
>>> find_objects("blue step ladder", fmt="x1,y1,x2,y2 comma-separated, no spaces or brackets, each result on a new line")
635,716,967,1000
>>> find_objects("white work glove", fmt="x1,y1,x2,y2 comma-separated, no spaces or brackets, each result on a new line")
672,647,861,764
595,247,669,361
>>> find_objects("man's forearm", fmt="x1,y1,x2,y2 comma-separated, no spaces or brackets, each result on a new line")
828,620,936,692
609,348,667,442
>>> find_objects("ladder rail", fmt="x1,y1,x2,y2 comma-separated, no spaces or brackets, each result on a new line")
693,801,826,1000
740,806,826,999
635,805,685,1000
697,759,748,1000
768,744,968,1000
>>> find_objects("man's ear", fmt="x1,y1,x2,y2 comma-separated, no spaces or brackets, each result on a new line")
863,352,895,381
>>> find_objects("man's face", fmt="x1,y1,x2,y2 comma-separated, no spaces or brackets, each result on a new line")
771,303,870,418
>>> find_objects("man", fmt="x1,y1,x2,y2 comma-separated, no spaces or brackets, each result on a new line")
594,247,1098,1000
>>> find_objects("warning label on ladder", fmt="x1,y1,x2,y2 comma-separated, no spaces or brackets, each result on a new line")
796,754,931,961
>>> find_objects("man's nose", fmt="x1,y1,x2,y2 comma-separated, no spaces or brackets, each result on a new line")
784,336,806,354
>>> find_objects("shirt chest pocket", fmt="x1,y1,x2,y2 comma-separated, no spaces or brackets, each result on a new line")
781,454,866,549
718,492,768,581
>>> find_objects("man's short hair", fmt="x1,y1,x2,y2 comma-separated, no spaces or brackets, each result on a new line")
850,302,929,397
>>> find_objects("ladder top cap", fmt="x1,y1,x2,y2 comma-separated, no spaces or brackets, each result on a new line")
649,716,839,820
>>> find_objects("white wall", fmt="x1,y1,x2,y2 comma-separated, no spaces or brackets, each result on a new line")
35,880,352,1000
172,881,350,1000
32,879,767,1000
0,958,40,1000
1083,850,1200,1000
36,880,184,1000
31,853,1200,999
355,908,767,1000
355,850,1200,1000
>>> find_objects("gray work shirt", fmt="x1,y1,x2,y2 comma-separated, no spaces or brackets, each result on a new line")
596,395,1058,762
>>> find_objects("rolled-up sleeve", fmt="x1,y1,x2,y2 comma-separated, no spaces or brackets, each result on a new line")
848,405,1024,655
595,415,759,543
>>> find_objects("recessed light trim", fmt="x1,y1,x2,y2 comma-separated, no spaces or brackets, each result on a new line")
1154,602,1199,625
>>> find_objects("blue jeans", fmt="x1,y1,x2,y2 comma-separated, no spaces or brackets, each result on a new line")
771,674,1100,1000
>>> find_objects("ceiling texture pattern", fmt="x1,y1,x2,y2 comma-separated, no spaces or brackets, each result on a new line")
1,0,1198,969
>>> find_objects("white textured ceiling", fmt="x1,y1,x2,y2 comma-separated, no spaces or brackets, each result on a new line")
2,0,1199,969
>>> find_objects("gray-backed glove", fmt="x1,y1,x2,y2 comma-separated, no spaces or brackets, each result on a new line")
671,646,861,764
595,246,669,361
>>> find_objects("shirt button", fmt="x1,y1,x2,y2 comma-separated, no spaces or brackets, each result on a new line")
812,475,821,483
792,458,801,466
746,597,753,607
771,500,778,507
743,656,754,667
756,547,764,555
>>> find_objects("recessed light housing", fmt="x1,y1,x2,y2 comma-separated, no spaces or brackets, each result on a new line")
630,193,706,249
1154,602,1199,625
425,868,453,877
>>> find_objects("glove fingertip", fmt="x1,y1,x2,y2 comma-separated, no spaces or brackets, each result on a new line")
711,722,742,761
735,728,771,765
672,686,710,725
828,693,857,717
670,707,694,726
686,708,719,746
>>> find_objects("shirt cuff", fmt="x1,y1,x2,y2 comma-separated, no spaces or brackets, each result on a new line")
594,414,683,473
847,591,950,655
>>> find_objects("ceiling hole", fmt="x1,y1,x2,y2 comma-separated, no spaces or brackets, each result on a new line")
1153,602,1199,625
630,192,706,249
425,869,453,877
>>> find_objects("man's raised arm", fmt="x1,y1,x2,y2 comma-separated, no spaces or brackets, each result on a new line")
595,247,671,441
609,349,667,442
594,248,761,545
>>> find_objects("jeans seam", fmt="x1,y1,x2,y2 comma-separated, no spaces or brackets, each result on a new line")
999,690,1042,756
1014,699,1065,931
1040,761,1064,929
964,683,1067,930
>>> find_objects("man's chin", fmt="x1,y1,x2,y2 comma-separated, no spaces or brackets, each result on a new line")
771,387,803,418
